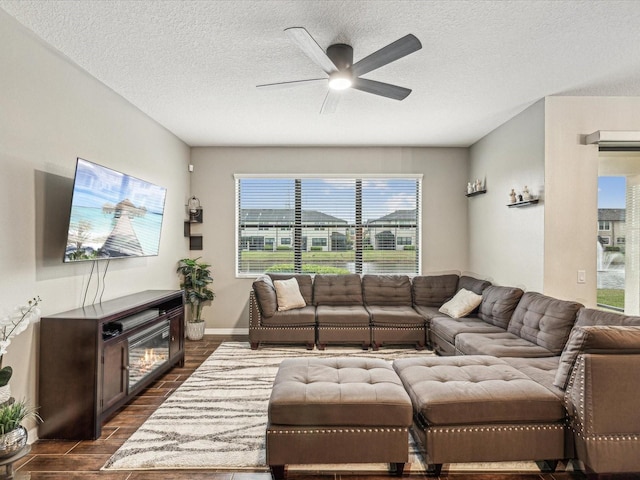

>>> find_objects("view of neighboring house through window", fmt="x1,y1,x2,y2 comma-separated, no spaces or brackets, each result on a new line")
236,175,421,276
597,151,640,312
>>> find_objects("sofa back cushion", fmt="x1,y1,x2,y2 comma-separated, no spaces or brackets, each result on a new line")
362,275,412,306
476,285,523,329
554,309,640,389
411,274,459,307
252,275,278,318
313,274,363,306
268,274,313,305
507,292,582,354
458,275,491,295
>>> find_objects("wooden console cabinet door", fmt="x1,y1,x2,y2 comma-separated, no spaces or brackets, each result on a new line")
102,338,127,412
169,310,184,366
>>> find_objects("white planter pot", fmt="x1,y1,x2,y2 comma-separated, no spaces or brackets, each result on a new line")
185,321,205,341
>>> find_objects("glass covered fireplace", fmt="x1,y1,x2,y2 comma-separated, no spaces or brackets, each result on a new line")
128,319,170,392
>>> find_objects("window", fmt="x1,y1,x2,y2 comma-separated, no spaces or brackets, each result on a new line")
236,175,421,276
597,174,626,312
598,220,611,231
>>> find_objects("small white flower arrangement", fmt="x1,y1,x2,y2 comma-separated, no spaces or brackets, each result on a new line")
0,297,41,392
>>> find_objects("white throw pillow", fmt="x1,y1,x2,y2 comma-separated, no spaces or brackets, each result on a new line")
438,288,482,318
274,278,306,311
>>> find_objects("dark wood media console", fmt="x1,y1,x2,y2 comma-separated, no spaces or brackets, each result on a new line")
38,290,185,440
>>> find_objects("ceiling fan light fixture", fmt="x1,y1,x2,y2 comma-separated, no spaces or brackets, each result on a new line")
328,71,352,90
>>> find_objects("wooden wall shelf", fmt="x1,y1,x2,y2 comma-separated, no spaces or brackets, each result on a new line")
466,189,487,197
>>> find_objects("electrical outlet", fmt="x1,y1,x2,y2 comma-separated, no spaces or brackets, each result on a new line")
577,270,586,284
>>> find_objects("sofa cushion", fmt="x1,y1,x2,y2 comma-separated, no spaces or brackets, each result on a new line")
507,292,582,354
274,278,306,311
316,305,370,326
411,274,459,307
393,355,564,425
554,321,640,389
252,275,278,318
269,274,313,305
269,357,413,427
413,305,442,321
477,285,524,329
438,288,483,318
430,316,506,344
457,275,491,295
261,306,317,327
362,275,412,306
366,305,425,326
313,274,363,306
455,332,556,357
504,357,563,399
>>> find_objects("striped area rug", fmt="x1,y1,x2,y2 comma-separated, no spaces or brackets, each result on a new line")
103,342,430,471
102,342,539,473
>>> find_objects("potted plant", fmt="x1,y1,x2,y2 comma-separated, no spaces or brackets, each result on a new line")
0,399,41,458
177,257,215,340
0,297,41,402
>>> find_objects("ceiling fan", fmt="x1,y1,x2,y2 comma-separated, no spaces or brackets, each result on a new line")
257,27,422,114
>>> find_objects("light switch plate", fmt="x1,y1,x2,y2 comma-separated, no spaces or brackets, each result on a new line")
577,270,586,284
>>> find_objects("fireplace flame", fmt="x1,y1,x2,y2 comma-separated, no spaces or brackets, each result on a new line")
136,348,167,373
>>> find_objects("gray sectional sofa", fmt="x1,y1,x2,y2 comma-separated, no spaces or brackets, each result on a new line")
250,272,640,477
250,272,489,350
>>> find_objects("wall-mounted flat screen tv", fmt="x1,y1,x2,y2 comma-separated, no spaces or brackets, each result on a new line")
64,158,167,262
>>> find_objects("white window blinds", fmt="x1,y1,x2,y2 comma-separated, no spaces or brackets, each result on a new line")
236,175,421,276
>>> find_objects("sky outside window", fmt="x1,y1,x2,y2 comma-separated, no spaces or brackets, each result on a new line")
598,177,626,208
241,178,418,222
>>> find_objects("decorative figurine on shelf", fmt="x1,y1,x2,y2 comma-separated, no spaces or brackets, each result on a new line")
475,179,482,192
509,189,517,204
467,182,474,194
518,194,523,202
522,185,532,201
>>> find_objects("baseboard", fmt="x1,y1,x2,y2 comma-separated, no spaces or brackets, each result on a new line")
205,327,249,336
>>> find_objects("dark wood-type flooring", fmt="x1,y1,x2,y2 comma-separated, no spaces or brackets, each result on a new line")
12,336,632,480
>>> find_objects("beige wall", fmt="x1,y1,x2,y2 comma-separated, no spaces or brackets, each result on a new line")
544,96,640,306
190,147,470,332
0,10,190,427
468,100,545,290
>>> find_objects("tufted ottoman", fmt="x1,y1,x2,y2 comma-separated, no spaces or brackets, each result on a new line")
267,357,413,479
393,355,566,476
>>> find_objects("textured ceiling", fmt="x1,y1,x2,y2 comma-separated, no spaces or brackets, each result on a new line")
2,0,640,147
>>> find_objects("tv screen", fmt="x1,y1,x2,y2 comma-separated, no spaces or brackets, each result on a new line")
64,158,167,262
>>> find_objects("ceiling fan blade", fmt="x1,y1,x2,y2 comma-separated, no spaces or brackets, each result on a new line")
285,27,338,74
257,78,326,89
351,77,411,100
351,34,422,77
320,89,341,114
